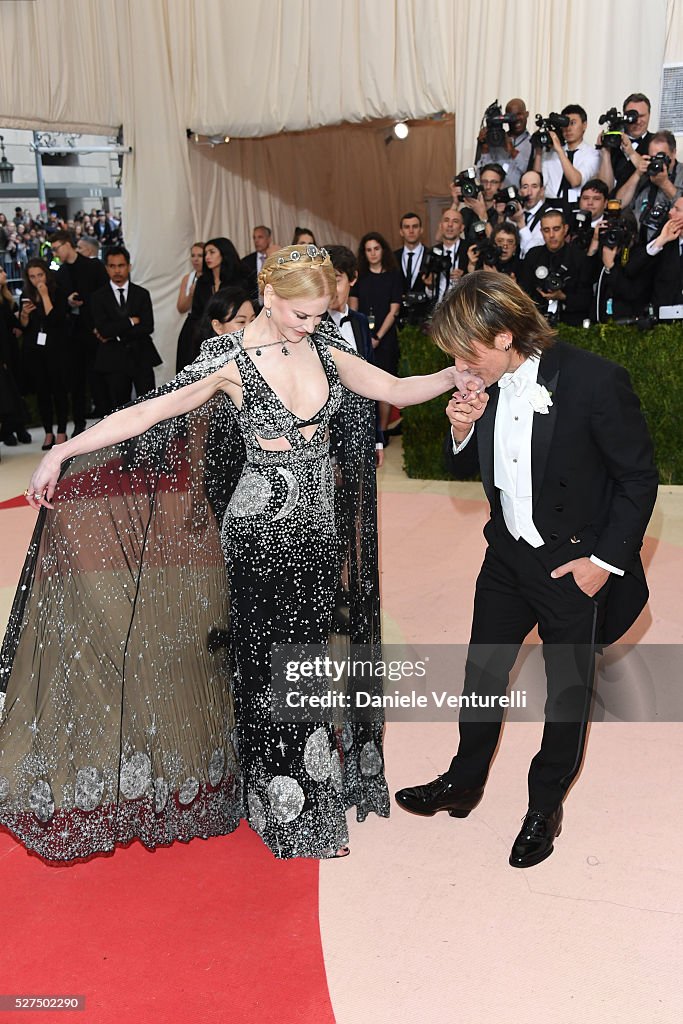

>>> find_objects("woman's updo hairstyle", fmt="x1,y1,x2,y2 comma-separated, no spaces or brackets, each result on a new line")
259,244,335,301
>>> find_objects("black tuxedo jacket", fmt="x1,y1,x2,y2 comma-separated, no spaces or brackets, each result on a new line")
445,341,658,642
650,238,683,310
393,247,431,293
520,242,597,325
431,240,469,274
91,282,161,374
325,309,383,445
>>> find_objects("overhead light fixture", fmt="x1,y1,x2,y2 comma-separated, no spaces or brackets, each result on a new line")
208,134,231,145
393,122,409,139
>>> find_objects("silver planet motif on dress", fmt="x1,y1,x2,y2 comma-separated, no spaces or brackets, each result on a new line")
178,776,200,805
303,727,331,782
272,467,300,521
267,775,305,823
247,791,267,833
29,779,55,822
154,777,169,813
74,766,105,812
227,471,272,517
360,741,383,777
329,750,343,792
119,751,152,800
208,747,226,787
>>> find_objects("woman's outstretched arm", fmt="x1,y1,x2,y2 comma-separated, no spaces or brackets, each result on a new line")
26,367,235,509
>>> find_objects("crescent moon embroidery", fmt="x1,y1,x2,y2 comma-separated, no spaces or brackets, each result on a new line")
273,467,300,520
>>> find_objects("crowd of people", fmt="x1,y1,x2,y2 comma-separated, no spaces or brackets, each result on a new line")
0,206,123,280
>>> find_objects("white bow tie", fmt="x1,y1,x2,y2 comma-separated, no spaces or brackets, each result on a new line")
498,373,527,396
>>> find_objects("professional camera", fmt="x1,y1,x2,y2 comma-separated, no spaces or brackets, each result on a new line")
399,289,432,327
454,166,479,199
598,107,639,149
599,198,630,249
571,208,594,249
422,249,453,280
495,186,522,218
647,151,671,176
530,113,570,151
534,264,569,293
639,197,670,236
482,100,515,148
473,241,504,269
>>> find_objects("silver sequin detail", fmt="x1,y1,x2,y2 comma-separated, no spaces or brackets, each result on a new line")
119,752,152,800
272,467,300,521
29,779,55,822
341,723,354,753
227,471,272,517
0,776,10,803
208,747,226,787
74,766,104,812
154,778,169,814
360,741,382,777
247,791,267,833
304,728,331,782
330,750,342,792
267,775,305,823
178,776,200,805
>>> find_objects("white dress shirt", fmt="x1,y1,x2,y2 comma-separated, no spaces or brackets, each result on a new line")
110,279,129,305
519,201,545,256
401,244,424,288
329,305,357,352
541,141,601,203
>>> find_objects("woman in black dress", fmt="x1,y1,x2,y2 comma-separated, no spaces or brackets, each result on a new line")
18,258,69,450
349,232,402,433
188,237,251,358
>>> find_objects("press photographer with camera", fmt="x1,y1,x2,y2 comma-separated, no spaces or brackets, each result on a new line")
597,93,654,194
520,208,595,324
533,104,600,204
616,131,683,242
575,178,609,255
427,208,469,302
510,170,547,255
393,212,431,324
460,164,506,237
466,223,522,279
593,206,654,321
476,98,532,190
644,196,683,314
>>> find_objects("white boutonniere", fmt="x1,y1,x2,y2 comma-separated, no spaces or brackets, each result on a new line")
527,384,553,414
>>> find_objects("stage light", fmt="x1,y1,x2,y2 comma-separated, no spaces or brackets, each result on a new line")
394,122,409,139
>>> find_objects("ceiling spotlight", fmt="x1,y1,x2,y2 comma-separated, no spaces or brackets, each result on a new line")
393,122,409,139
208,134,231,145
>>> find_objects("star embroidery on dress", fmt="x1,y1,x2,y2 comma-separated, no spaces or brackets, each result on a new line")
276,738,287,756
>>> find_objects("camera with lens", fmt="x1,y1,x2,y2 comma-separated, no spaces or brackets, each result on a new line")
422,249,453,280
639,198,670,236
473,241,504,269
399,289,432,326
571,209,594,249
454,166,479,199
647,151,671,177
598,198,630,249
531,113,570,151
534,264,569,293
495,186,522,218
598,107,639,149
483,100,515,148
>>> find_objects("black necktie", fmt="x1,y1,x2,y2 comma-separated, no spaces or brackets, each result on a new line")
406,251,414,285
524,210,532,224
117,288,126,309
559,150,576,200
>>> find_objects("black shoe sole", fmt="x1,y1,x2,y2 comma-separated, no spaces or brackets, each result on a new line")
394,796,475,818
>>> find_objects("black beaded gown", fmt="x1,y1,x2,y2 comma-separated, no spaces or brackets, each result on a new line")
0,320,389,861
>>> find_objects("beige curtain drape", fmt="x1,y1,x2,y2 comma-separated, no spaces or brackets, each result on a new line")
0,0,675,378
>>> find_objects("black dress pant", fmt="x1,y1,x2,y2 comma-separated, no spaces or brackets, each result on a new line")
445,517,610,814
98,366,155,415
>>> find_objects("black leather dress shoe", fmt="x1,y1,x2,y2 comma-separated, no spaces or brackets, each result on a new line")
509,806,563,868
2,434,18,447
395,776,484,817
16,429,32,444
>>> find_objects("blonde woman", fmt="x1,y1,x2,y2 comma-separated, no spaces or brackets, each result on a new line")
1,245,481,864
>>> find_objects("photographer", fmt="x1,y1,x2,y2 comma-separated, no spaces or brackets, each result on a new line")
520,208,595,324
616,131,683,241
428,208,469,303
533,104,600,204
476,98,532,189
466,223,522,279
597,93,654,194
594,208,654,321
510,170,547,255
576,178,609,255
644,196,683,313
459,164,506,238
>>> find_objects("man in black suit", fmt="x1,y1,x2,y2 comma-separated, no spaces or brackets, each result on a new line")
645,195,683,312
520,209,596,325
395,272,658,867
241,225,276,301
90,246,161,414
430,208,470,303
598,93,654,195
393,212,430,324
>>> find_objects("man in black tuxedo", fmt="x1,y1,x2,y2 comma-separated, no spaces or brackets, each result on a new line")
241,225,276,301
430,208,470,303
393,212,430,324
90,246,161,414
395,272,658,867
520,209,596,325
598,93,654,195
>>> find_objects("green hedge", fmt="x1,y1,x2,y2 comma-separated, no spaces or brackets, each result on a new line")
399,322,683,484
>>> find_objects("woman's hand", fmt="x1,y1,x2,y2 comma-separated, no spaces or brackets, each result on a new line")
447,366,485,400
36,281,49,300
25,450,64,510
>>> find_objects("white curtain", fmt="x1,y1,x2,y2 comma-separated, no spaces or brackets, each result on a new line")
0,0,676,377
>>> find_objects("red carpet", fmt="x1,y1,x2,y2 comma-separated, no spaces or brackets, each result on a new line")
0,823,335,1023
0,495,28,510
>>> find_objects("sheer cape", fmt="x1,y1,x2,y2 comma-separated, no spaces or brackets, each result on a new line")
0,320,386,860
